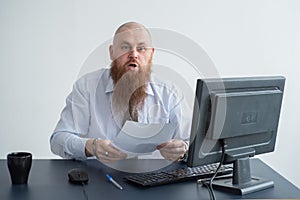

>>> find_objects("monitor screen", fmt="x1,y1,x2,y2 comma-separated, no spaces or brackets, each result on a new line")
186,76,285,195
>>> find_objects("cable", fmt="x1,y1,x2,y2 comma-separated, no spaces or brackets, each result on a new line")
200,140,227,200
81,182,89,200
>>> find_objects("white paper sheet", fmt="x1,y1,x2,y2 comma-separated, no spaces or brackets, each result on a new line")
112,121,175,157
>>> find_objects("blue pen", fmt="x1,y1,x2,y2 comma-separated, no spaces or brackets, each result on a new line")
106,174,123,190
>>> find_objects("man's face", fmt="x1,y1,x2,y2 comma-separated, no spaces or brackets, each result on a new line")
109,28,154,73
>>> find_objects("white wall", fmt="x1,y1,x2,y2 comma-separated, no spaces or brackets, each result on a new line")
1,0,299,188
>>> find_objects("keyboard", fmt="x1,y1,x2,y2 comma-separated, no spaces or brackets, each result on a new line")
124,163,233,187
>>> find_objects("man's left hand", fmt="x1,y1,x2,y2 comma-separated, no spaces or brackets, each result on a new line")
157,139,187,162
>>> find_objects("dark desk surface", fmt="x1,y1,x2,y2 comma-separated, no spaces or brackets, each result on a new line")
0,158,299,200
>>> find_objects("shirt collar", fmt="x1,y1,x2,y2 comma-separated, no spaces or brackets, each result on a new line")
105,77,114,93
105,76,154,96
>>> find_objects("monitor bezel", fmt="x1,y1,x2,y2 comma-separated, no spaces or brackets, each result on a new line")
186,76,285,167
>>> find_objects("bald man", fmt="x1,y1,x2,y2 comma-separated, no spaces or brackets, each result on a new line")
50,22,190,163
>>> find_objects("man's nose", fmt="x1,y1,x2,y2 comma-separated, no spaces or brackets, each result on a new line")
128,49,138,59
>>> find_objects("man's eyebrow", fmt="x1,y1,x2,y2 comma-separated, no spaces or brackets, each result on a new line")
137,42,147,46
120,41,148,46
120,41,131,46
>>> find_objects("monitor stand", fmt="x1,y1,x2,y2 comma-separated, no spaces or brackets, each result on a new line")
212,157,274,195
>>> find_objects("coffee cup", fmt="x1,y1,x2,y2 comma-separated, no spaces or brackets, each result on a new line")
7,152,32,184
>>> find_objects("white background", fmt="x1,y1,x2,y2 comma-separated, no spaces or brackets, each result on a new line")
1,0,299,188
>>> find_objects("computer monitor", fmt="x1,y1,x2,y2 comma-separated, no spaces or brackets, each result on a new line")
186,76,285,195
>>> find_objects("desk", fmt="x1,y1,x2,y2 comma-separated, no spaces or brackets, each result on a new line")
0,158,299,200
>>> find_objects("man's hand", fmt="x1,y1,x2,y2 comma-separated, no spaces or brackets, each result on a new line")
86,139,127,163
157,139,188,162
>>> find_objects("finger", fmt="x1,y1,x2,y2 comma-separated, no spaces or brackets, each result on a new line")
166,140,186,148
161,146,185,154
104,145,127,158
98,154,125,163
97,140,127,158
159,141,186,153
161,152,180,161
97,149,127,162
157,140,185,149
156,142,168,150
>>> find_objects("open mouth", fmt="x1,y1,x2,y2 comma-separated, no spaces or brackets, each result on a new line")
128,63,138,68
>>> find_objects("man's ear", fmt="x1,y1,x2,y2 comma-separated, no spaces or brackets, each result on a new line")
151,47,154,54
150,47,155,58
109,45,114,60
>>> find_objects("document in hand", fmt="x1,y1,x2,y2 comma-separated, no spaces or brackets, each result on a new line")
112,121,175,155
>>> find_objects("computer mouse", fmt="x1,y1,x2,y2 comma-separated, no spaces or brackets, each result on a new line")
68,168,89,184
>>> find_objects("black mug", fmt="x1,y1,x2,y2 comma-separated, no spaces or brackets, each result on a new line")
7,152,32,184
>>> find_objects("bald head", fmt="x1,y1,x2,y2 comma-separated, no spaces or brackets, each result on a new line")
115,22,146,33
113,22,152,45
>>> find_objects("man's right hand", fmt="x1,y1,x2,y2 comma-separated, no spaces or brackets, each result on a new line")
86,139,127,163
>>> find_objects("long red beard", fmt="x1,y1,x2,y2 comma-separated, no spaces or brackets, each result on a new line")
110,60,151,126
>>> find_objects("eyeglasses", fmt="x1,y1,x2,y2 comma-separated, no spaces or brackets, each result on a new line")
120,44,151,53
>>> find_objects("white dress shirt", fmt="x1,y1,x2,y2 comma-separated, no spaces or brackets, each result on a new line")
50,68,191,160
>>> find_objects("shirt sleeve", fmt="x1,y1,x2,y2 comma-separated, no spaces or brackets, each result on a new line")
50,77,91,160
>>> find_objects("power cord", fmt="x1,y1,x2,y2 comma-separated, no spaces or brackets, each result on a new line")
200,140,227,200
81,182,89,200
